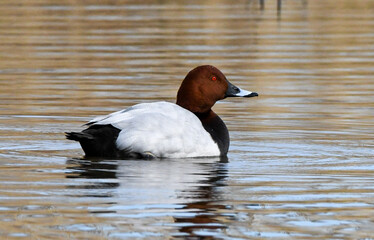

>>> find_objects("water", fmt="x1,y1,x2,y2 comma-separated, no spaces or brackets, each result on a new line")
1,0,374,239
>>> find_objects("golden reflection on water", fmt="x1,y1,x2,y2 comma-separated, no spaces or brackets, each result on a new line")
0,0,374,239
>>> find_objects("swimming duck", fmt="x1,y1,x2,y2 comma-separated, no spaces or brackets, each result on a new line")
66,65,258,158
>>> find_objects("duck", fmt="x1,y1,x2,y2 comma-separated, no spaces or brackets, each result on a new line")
66,65,258,159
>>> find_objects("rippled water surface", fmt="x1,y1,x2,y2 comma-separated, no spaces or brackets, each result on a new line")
1,0,374,239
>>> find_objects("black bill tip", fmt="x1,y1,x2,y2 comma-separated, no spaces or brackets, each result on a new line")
245,92,258,98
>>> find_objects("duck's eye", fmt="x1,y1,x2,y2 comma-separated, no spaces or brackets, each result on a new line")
211,76,217,81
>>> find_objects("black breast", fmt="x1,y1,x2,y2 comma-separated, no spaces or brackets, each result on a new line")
195,111,230,156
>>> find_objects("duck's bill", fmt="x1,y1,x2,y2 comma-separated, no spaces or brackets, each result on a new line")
225,81,259,98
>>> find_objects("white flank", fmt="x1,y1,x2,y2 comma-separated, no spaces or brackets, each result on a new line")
88,102,220,158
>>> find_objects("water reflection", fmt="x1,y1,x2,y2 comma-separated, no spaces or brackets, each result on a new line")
174,158,229,238
66,158,120,198
1,0,374,238
66,158,118,180
65,156,229,238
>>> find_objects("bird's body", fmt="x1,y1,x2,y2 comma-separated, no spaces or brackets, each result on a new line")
67,102,221,158
66,65,258,159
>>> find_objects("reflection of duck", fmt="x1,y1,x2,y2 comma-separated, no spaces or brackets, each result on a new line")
65,156,230,238
66,65,258,158
173,156,229,238
66,158,119,198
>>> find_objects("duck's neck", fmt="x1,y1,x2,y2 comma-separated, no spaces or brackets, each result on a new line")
194,110,229,156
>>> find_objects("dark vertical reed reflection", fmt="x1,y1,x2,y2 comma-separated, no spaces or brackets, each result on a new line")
259,0,265,10
277,0,282,12
277,0,282,20
257,0,283,12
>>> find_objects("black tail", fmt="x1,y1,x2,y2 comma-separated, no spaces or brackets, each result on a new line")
65,132,94,141
66,125,121,157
